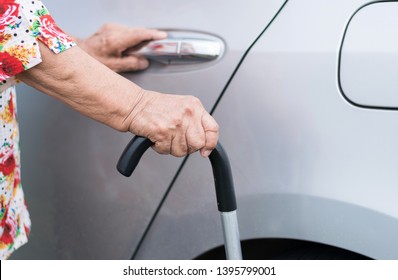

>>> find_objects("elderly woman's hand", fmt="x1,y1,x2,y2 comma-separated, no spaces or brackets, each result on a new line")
126,90,219,157
74,24,167,72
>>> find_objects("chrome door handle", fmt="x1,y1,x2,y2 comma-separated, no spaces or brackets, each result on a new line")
126,38,223,65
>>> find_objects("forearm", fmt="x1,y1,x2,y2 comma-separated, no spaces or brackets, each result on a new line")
17,42,143,132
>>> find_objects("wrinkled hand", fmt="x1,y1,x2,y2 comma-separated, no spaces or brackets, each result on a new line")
127,90,219,157
75,24,167,72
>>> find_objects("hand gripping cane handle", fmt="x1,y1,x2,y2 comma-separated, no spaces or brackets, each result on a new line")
117,136,242,259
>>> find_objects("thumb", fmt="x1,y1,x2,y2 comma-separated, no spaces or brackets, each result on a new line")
200,112,219,157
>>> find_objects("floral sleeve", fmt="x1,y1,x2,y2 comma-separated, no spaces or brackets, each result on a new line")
0,0,75,259
0,0,76,91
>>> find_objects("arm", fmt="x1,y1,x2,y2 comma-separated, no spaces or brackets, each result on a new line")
17,43,218,157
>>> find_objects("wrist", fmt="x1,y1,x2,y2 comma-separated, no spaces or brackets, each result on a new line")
124,89,158,135
70,36,92,56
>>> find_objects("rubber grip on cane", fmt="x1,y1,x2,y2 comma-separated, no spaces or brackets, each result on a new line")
117,136,237,212
117,136,153,177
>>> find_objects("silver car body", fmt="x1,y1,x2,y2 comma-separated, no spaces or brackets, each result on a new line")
11,0,398,259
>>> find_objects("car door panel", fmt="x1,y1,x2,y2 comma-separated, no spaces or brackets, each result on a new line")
135,0,398,260
13,0,287,259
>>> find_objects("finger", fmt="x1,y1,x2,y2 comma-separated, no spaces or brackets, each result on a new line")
122,28,167,49
185,113,206,155
170,130,189,157
109,56,150,72
200,112,219,157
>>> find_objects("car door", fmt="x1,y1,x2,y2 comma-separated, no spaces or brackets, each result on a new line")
133,0,398,260
12,0,287,259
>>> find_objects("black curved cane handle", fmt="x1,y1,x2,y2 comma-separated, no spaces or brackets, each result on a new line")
117,137,153,177
117,136,237,212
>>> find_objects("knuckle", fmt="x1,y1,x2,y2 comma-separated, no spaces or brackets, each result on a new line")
102,23,111,29
181,96,201,116
190,96,203,108
210,122,220,131
101,23,114,31
190,138,205,150
188,95,201,103
183,106,194,117
171,115,183,129
99,35,111,47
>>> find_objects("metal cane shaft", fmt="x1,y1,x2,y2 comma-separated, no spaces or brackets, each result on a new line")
221,210,242,260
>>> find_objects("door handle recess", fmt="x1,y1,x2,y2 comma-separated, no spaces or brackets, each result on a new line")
127,38,223,65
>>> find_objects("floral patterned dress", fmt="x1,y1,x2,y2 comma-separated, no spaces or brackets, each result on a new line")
0,0,75,259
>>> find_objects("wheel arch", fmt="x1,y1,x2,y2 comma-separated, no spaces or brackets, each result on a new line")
196,193,398,259
196,238,371,260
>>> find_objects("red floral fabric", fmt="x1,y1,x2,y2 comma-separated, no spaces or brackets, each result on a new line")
0,0,75,259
